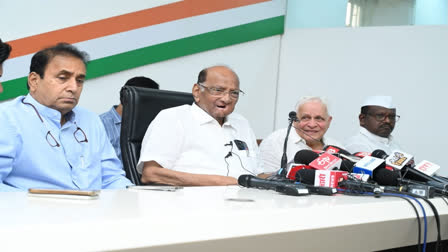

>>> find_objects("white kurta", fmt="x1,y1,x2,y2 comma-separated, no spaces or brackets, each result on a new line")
137,103,261,178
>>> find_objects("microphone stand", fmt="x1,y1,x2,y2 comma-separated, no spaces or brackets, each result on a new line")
277,112,297,177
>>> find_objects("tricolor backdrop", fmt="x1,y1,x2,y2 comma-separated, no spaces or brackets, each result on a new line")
0,0,286,101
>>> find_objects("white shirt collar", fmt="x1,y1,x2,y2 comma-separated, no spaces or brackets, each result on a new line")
290,128,326,146
191,103,235,128
359,127,394,145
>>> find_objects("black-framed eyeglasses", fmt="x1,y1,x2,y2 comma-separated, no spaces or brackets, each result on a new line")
366,113,400,122
197,83,244,99
21,98,88,147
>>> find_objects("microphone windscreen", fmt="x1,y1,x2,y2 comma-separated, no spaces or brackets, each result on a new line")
371,149,388,159
294,150,319,165
238,175,252,187
372,168,399,186
295,169,315,184
340,160,355,172
289,111,297,119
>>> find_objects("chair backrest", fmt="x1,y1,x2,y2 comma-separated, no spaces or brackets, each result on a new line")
120,86,194,185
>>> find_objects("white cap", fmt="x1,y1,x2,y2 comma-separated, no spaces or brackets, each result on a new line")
361,96,395,109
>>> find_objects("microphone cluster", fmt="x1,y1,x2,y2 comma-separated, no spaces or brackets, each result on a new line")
238,144,448,199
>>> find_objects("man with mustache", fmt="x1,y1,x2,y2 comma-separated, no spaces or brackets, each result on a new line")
259,96,341,173
345,96,401,154
137,65,261,186
0,43,132,191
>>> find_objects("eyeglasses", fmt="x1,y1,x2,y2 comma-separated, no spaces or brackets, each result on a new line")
366,113,400,122
197,83,244,99
21,98,88,147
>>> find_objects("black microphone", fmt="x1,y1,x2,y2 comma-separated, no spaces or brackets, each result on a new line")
238,175,309,195
338,178,403,194
288,111,298,122
293,169,338,195
372,168,400,186
398,178,447,196
371,149,388,159
278,111,299,177
293,149,320,165
323,145,362,163
295,169,316,184
322,145,352,156
339,160,356,172
371,149,447,185
401,166,448,185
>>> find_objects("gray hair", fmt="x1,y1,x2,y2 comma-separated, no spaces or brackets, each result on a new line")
295,96,331,116
197,65,239,92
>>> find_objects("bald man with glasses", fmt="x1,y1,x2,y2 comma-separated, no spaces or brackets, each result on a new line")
0,43,132,191
345,96,401,154
137,65,261,186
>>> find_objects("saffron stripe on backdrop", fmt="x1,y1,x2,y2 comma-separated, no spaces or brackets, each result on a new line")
7,0,270,59
1,16,284,101
2,1,285,83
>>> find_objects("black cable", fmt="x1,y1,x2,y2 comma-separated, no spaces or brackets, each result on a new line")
391,195,422,252
223,141,256,176
339,183,424,251
409,194,441,252
223,141,233,176
231,151,257,176
223,157,230,176
385,190,441,252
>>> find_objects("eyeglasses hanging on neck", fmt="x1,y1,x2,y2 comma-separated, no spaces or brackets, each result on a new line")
21,98,88,147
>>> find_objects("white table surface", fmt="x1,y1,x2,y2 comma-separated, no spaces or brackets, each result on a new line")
1,186,447,251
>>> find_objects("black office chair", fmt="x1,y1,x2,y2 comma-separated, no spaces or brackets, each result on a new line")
120,86,194,185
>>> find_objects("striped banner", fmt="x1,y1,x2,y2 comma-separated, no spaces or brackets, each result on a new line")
1,0,285,101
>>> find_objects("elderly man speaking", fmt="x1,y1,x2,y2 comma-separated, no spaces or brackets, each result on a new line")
137,65,262,186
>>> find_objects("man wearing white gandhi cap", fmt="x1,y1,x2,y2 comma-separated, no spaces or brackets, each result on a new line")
345,95,401,154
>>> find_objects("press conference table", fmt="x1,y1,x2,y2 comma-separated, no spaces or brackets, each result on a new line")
1,186,447,252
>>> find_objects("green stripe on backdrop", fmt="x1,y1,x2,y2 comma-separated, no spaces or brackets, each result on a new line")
0,16,284,101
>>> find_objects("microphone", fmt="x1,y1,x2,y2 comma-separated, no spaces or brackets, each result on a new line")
338,178,404,195
295,169,316,184
398,178,447,196
371,149,388,159
294,149,342,171
414,160,441,177
353,152,371,158
286,163,311,181
295,169,347,189
323,145,352,156
294,150,319,165
340,159,356,172
278,111,299,177
238,175,309,195
352,156,386,177
372,149,447,185
372,167,400,186
309,152,342,170
293,169,338,195
289,111,298,122
382,150,413,170
401,165,447,185
323,145,362,163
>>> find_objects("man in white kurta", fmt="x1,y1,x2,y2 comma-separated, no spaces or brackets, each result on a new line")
260,128,341,173
345,96,401,154
260,96,341,173
137,66,261,186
